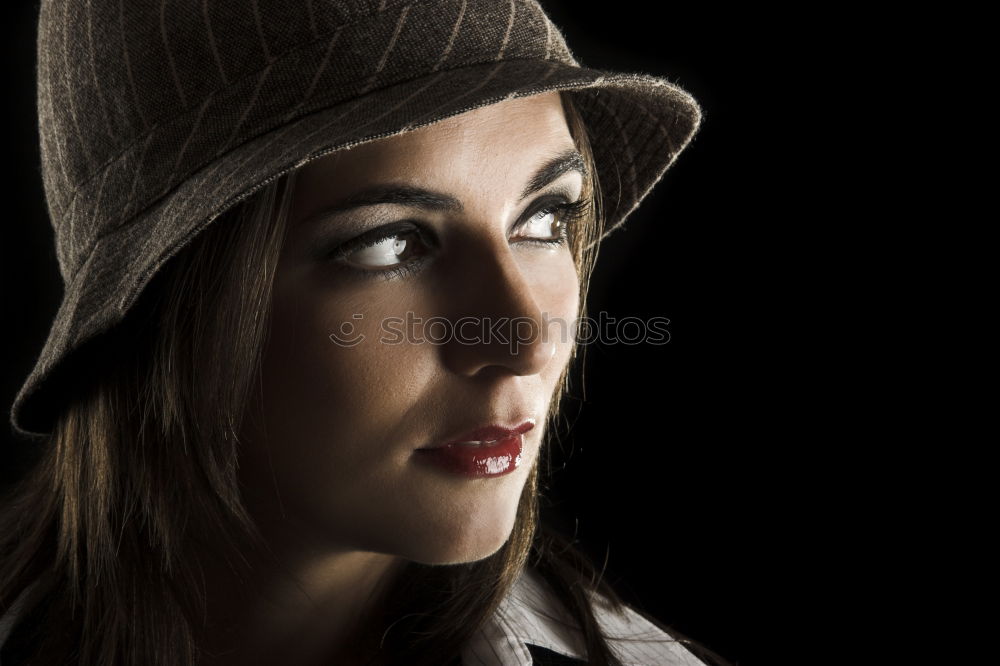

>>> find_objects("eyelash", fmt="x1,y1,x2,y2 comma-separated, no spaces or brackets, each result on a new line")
327,197,590,282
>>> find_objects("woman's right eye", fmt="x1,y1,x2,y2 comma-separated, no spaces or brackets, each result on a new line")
340,229,428,268
327,223,435,281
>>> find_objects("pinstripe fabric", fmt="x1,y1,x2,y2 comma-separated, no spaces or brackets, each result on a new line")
459,566,708,665
12,0,702,440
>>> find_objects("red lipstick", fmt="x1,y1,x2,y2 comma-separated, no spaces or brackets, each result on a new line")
414,421,534,478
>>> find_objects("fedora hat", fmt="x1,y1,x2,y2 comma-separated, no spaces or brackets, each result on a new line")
12,0,702,440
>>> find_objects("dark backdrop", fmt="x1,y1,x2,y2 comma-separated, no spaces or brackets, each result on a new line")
2,2,816,664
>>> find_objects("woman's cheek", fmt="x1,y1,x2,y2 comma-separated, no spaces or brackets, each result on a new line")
530,253,581,344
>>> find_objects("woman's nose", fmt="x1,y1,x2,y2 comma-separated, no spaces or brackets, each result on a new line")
436,246,559,378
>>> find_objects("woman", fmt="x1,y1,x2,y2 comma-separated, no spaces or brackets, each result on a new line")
1,1,711,664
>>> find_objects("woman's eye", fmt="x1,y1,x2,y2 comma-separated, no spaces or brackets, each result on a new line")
325,224,433,281
514,198,587,246
339,229,429,269
522,208,565,241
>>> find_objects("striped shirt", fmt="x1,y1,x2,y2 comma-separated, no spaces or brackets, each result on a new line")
459,566,708,665
0,569,706,665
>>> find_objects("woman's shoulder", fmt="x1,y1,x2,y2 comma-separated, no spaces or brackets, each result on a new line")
459,566,709,666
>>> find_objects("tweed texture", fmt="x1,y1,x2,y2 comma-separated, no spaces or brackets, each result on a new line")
11,0,702,440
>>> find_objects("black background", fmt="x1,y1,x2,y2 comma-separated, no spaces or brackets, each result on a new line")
1,2,821,664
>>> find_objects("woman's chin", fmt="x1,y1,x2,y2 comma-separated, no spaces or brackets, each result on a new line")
403,521,517,566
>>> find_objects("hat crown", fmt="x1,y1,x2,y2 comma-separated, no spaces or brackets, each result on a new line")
37,0,575,281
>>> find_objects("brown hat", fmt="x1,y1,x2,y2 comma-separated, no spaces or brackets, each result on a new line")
12,0,702,440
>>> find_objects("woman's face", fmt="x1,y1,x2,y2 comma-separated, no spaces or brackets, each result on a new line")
238,91,582,565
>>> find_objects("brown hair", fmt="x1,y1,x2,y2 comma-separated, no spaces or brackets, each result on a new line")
0,91,724,665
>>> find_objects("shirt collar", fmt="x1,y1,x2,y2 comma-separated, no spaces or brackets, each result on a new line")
459,566,708,666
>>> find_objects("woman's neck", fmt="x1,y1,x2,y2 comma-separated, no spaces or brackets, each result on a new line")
193,538,405,666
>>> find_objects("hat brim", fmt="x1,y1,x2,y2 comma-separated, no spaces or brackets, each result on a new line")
11,57,701,440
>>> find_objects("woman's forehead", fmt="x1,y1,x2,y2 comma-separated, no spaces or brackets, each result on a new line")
294,92,573,191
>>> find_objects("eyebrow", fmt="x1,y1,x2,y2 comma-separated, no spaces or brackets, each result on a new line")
299,147,587,224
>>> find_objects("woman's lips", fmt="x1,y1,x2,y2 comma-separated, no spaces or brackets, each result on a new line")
414,420,534,478
424,420,535,449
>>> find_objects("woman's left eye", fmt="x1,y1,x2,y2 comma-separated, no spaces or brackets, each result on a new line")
519,208,566,245
513,198,588,247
